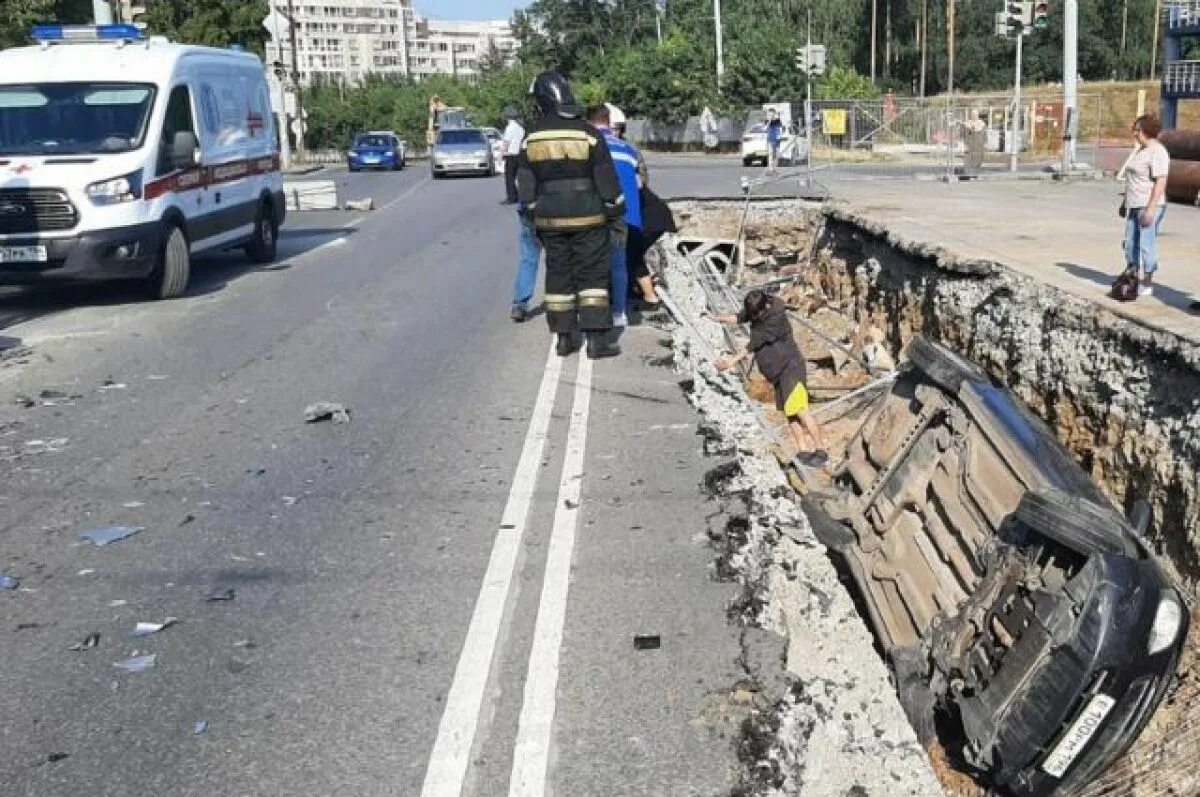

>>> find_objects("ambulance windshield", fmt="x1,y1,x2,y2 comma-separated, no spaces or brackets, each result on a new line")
0,82,155,156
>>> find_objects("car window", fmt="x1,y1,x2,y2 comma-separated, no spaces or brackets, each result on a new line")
745,123,767,135
438,130,485,145
355,135,390,148
158,85,196,176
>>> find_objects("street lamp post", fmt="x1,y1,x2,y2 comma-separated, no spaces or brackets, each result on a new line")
1061,0,1077,172
714,0,725,88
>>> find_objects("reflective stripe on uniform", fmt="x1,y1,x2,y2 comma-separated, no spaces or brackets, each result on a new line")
534,215,607,229
578,288,609,308
525,129,594,163
544,293,576,310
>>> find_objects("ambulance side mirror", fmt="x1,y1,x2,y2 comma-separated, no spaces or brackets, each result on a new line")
170,131,200,170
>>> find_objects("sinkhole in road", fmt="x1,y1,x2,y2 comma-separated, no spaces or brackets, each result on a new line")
662,199,1200,797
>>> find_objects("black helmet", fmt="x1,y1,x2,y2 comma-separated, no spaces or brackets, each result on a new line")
530,72,578,119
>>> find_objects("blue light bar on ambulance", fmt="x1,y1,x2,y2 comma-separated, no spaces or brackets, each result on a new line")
31,24,146,43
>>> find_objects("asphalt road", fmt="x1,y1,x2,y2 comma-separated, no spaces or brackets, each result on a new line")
0,164,749,796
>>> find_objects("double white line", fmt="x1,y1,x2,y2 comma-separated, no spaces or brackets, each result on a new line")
421,341,595,797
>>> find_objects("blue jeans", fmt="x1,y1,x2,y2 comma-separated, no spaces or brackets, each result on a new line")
513,213,541,309
1124,206,1166,275
610,227,628,317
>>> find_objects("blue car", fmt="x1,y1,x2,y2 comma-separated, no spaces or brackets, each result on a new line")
347,132,405,172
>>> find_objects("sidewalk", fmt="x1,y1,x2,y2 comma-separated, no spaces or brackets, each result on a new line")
827,178,1200,343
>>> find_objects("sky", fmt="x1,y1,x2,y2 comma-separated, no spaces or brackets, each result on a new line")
413,1,529,21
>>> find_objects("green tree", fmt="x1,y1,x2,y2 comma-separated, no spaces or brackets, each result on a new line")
0,0,92,49
137,0,269,54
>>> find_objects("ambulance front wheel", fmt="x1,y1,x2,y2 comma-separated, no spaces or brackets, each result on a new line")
148,223,191,300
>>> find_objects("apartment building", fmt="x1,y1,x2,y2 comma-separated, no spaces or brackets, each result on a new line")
268,0,517,86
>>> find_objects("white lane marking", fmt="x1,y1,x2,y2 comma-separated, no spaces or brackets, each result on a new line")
508,352,594,797
420,339,563,797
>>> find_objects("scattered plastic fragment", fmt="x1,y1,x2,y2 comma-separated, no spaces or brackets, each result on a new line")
79,526,144,546
46,752,69,763
304,402,351,424
344,197,374,211
233,639,257,649
131,618,177,637
179,514,195,526
633,634,661,650
15,622,40,631
77,569,95,576
113,653,157,673
193,720,208,736
99,379,127,391
206,588,236,603
122,501,145,508
0,573,18,590
69,633,101,651
281,496,299,506
108,599,128,607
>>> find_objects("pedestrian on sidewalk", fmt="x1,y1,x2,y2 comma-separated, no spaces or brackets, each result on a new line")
500,106,525,205
766,110,783,174
587,103,641,328
606,103,664,311
517,72,624,359
1117,114,1170,299
711,290,828,467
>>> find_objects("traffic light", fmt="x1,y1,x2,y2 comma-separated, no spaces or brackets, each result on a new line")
1032,1,1050,30
794,45,826,76
794,47,807,73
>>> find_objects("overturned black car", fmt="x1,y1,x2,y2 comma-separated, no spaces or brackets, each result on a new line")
805,337,1188,796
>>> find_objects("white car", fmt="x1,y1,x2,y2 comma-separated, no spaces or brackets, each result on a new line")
741,122,809,167
480,127,504,169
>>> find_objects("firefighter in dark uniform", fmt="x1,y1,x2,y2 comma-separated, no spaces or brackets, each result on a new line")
517,72,625,359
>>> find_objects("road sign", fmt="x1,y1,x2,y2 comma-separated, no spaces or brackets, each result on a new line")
262,9,290,37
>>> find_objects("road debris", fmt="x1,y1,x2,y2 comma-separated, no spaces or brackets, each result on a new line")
281,496,299,506
69,633,101,651
344,197,374,211
192,720,208,736
206,588,236,603
304,402,351,424
99,379,127,391
45,752,69,764
131,618,177,637
0,573,18,590
78,526,144,546
113,653,157,673
633,634,661,650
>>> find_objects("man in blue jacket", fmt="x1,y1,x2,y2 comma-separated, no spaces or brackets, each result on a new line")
587,104,642,327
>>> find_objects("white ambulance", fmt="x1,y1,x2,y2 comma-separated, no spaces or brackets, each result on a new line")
0,25,284,299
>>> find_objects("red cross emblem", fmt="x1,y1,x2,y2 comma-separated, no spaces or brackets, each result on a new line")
10,163,33,175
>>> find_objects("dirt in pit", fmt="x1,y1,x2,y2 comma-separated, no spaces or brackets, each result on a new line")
671,200,1200,797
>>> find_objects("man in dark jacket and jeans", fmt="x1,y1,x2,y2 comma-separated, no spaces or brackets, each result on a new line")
517,72,624,359
712,290,828,467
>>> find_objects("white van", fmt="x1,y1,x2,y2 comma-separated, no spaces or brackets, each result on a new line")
0,25,284,299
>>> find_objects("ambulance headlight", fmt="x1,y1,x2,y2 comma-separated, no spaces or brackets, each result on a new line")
86,170,143,205
1148,593,1184,655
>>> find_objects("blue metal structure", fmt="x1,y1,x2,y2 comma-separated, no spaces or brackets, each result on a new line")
1162,1,1200,127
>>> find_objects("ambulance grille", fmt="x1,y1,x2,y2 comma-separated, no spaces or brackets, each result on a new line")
0,189,79,234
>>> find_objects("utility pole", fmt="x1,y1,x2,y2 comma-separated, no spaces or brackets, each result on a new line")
947,0,956,96
1010,29,1024,172
870,0,878,83
805,9,814,185
919,0,928,97
713,0,725,88
1151,0,1163,81
1061,0,1077,173
286,0,307,157
1120,0,1129,79
92,0,114,24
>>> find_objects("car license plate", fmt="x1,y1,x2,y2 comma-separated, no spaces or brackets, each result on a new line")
0,245,48,264
1041,694,1116,778
364,156,379,163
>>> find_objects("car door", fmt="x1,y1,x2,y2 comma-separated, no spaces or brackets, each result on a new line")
194,68,256,252
148,83,208,243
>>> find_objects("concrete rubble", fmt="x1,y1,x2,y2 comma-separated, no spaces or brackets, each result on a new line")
657,237,945,797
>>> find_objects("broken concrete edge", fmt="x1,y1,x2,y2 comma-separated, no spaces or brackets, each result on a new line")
655,242,948,796
822,201,1200,365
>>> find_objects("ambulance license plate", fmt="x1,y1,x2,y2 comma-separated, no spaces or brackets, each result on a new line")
1041,693,1116,778
0,245,48,264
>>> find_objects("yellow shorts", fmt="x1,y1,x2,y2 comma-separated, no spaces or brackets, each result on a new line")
783,382,810,416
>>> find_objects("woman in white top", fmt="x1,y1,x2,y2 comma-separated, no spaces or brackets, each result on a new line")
1119,114,1170,298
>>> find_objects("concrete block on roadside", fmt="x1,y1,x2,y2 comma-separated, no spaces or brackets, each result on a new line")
284,180,339,211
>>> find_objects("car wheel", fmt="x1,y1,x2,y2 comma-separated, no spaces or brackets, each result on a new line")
245,200,278,264
148,223,190,300
742,156,753,167
348,165,360,173
906,336,990,394
1014,488,1136,557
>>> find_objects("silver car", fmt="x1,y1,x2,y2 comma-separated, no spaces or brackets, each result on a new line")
430,128,495,178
